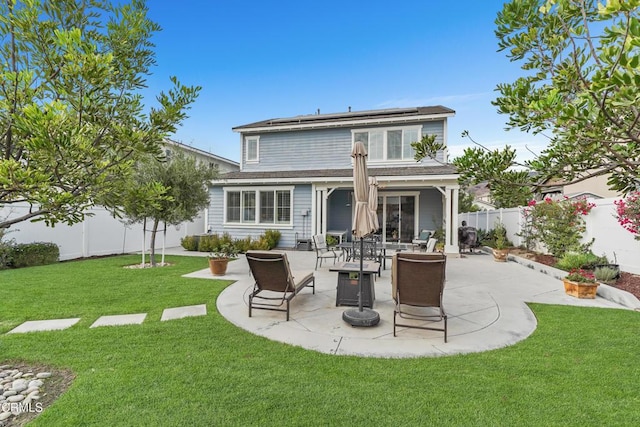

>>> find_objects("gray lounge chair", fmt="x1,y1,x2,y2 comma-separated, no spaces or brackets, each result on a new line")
246,250,315,321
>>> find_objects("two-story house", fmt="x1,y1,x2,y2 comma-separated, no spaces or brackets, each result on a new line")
208,106,462,253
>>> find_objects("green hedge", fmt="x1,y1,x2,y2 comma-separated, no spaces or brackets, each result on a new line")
181,230,281,253
180,235,199,251
10,242,60,268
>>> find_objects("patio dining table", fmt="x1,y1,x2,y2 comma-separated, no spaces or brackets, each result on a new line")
337,241,414,269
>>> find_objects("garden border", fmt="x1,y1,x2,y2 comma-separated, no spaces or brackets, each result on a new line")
480,246,640,311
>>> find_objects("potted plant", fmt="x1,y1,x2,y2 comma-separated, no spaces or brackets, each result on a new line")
492,221,509,262
563,269,599,299
208,242,238,276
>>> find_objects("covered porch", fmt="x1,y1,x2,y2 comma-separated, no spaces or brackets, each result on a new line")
311,172,461,254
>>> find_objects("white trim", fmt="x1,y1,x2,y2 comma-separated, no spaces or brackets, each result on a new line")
244,136,260,163
234,112,455,133
223,186,294,226
442,117,449,163
212,174,459,186
351,125,423,163
220,223,294,230
377,191,421,243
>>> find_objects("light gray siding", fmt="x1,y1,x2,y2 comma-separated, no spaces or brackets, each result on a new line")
241,121,446,172
207,184,312,248
243,128,352,172
421,121,446,164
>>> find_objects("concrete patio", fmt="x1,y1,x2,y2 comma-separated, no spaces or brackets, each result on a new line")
182,248,636,358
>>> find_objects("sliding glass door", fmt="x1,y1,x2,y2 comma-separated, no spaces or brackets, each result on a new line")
377,193,417,243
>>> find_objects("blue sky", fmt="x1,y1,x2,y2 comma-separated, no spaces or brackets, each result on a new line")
143,1,548,163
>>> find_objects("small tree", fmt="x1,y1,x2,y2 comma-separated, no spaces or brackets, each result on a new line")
493,0,640,194
0,1,200,229
458,188,481,213
410,131,534,208
122,150,216,266
521,197,595,257
423,1,640,204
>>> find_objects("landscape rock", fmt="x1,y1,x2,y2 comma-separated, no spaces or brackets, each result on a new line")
23,386,40,395
28,379,44,388
12,379,28,392
7,394,25,403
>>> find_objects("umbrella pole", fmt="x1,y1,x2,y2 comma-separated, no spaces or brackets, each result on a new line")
358,237,364,312
342,236,380,327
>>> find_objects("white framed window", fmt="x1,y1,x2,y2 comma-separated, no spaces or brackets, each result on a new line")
352,126,422,162
245,136,259,163
224,186,293,226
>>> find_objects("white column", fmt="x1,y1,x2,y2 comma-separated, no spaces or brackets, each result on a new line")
445,186,460,254
321,190,328,235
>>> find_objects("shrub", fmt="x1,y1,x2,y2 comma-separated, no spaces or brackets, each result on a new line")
198,234,219,252
0,229,15,270
594,266,619,284
262,229,281,249
254,237,270,250
180,235,199,251
480,226,513,249
197,231,280,253
555,251,607,271
520,197,595,257
494,221,508,250
233,236,253,253
565,268,596,283
432,228,445,244
11,242,59,268
615,191,640,240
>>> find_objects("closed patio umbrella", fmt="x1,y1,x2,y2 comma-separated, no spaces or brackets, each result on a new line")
343,142,380,327
368,176,379,232
351,143,377,239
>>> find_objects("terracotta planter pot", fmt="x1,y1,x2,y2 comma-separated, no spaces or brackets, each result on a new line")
493,249,509,262
563,278,599,299
209,258,229,276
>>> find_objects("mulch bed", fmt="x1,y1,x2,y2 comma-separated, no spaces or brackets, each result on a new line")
510,248,640,300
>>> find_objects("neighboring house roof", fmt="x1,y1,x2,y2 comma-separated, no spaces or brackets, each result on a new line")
213,164,457,184
164,138,239,168
233,106,456,133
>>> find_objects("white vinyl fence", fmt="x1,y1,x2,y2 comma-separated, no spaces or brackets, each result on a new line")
460,197,640,275
1,204,206,261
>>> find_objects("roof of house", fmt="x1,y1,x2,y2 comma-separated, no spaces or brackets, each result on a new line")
164,139,239,167
214,164,457,182
233,106,455,133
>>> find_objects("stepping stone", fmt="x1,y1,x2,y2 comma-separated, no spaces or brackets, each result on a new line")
161,304,207,321
90,313,147,328
8,318,80,334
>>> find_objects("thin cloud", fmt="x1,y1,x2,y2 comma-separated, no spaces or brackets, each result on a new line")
377,93,491,108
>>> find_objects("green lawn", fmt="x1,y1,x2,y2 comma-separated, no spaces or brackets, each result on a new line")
1,255,639,426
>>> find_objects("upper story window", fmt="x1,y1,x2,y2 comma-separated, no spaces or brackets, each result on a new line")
245,136,259,163
353,126,421,162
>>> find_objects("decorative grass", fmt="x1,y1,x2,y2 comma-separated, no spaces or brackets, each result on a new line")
1,255,639,426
